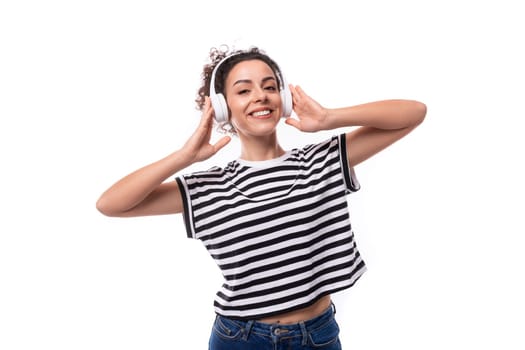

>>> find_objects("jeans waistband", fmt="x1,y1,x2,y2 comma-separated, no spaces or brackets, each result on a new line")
216,302,336,344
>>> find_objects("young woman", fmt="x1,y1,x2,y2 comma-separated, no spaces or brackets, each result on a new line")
96,46,426,349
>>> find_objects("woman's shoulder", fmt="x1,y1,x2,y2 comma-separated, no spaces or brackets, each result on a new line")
297,134,341,155
181,159,241,180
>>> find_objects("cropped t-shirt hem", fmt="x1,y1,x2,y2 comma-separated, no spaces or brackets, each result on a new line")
214,267,366,321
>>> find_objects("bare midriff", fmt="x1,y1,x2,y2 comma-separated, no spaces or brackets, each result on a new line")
257,295,332,324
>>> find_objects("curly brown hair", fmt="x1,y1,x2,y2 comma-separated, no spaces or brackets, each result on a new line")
194,46,286,133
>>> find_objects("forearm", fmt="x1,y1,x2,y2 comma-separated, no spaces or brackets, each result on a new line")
324,99,426,131
96,149,194,216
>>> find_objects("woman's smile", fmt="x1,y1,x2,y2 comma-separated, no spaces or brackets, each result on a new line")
250,109,273,119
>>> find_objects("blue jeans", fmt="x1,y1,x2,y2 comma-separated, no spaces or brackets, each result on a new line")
209,304,342,350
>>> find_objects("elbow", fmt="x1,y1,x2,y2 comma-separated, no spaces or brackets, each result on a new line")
411,100,427,126
398,99,426,127
96,196,122,217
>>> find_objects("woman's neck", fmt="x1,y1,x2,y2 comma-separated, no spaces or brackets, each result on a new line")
238,133,285,161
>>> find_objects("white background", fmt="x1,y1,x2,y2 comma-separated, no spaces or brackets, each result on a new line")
1,0,524,349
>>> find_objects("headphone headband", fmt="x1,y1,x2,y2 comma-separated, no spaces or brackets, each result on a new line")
209,52,242,97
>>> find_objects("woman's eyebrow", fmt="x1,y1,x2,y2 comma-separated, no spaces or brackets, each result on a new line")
233,76,276,86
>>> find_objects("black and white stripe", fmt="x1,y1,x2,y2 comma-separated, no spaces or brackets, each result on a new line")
176,134,366,319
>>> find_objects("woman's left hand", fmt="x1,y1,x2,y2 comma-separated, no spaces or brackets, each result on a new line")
285,85,328,132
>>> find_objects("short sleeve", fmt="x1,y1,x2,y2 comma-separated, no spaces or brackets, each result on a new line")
175,176,196,239
337,133,361,193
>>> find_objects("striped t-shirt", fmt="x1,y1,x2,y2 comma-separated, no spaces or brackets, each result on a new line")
176,134,366,319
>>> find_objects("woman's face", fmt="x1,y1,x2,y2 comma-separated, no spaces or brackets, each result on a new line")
224,59,282,137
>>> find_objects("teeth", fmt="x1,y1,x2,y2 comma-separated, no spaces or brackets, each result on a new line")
252,110,270,117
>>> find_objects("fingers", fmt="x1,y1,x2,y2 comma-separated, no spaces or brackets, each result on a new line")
289,84,299,105
285,117,301,130
213,136,231,152
292,84,302,96
290,85,311,109
199,97,215,126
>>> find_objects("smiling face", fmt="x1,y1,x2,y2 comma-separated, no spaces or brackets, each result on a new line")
224,59,283,138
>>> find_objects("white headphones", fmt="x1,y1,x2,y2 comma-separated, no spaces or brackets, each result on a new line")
209,52,293,123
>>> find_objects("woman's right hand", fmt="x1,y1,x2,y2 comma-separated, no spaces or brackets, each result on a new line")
181,96,231,163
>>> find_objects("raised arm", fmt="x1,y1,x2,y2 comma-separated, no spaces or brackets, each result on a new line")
286,85,426,167
96,97,231,217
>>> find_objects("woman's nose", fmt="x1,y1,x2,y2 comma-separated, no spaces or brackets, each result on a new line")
252,87,268,102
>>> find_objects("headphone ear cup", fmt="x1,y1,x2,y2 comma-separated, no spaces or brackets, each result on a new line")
210,93,229,123
280,85,293,118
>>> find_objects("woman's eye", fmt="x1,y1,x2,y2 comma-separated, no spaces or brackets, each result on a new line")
265,86,277,91
238,89,249,94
